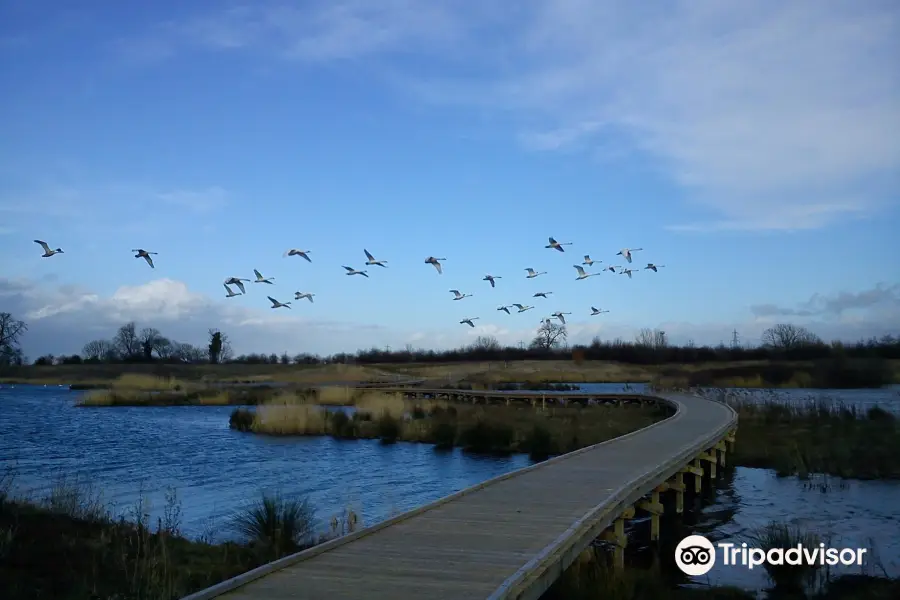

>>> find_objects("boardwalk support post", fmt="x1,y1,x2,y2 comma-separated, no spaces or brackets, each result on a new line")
714,440,727,468
601,506,633,570
681,462,704,493
639,488,665,541
668,472,686,514
699,450,717,479
725,429,737,453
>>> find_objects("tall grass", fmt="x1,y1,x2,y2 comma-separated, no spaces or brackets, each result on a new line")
233,397,666,458
746,521,827,592
230,492,316,560
721,396,900,479
1,471,361,600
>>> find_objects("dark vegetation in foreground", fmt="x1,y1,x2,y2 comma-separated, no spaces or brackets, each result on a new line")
0,471,359,600
5,464,898,600
1,313,897,389
543,522,900,600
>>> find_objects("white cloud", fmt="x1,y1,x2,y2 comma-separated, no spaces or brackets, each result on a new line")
2,277,897,359
0,277,397,358
124,0,900,231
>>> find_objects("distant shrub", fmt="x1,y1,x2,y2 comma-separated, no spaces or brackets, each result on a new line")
377,414,401,444
229,409,255,432
430,421,457,450
459,420,514,454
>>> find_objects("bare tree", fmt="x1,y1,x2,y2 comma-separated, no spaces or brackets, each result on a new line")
0,312,28,365
114,322,141,359
154,337,173,359
471,335,501,352
761,324,821,351
530,321,567,350
635,328,668,349
82,339,112,361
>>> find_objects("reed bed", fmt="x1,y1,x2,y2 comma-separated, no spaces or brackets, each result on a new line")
234,391,671,459
711,392,900,480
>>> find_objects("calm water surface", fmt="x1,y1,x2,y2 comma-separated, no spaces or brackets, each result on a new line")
1,384,898,592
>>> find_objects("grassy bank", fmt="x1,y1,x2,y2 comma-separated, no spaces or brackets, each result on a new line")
379,358,899,389
708,392,900,480
74,374,288,406
0,362,403,386
0,472,358,600
6,359,897,389
230,387,671,460
651,356,898,389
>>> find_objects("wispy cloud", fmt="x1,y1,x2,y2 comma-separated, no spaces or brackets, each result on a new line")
751,282,900,319
121,0,900,231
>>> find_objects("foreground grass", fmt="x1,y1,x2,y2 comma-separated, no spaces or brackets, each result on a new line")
700,390,900,480
230,388,671,460
0,472,358,600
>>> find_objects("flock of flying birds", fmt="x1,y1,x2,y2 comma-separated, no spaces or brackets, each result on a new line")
32,237,665,330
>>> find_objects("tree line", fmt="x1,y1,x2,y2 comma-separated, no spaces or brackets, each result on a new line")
0,311,898,368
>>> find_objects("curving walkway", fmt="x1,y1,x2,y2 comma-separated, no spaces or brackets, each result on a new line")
183,392,737,600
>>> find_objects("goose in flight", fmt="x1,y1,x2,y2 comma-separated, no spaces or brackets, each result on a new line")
604,265,620,273
512,303,534,313
573,265,600,280
253,269,274,284
449,289,472,300
616,248,643,263
34,240,64,257
343,266,369,277
497,305,512,314
284,249,312,262
224,277,251,293
224,283,241,298
131,248,158,268
551,311,572,324
545,236,573,252
267,296,291,309
590,306,610,315
425,256,446,274
363,249,388,267
294,292,315,303
583,255,599,266
483,274,501,287
459,317,479,328
525,268,547,279
645,263,665,272
620,268,638,279
533,291,553,299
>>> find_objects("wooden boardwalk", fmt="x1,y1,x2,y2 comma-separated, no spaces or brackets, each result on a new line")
183,392,737,600
360,386,654,406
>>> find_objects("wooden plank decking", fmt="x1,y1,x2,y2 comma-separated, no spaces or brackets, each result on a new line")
183,392,737,600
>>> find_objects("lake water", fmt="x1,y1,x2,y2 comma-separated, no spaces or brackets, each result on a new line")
1,383,898,592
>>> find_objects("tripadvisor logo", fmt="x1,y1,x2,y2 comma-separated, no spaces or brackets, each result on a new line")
675,535,867,576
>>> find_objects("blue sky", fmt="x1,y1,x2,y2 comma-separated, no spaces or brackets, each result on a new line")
1,0,899,358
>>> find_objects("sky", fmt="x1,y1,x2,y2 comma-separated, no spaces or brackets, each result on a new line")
1,0,899,359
